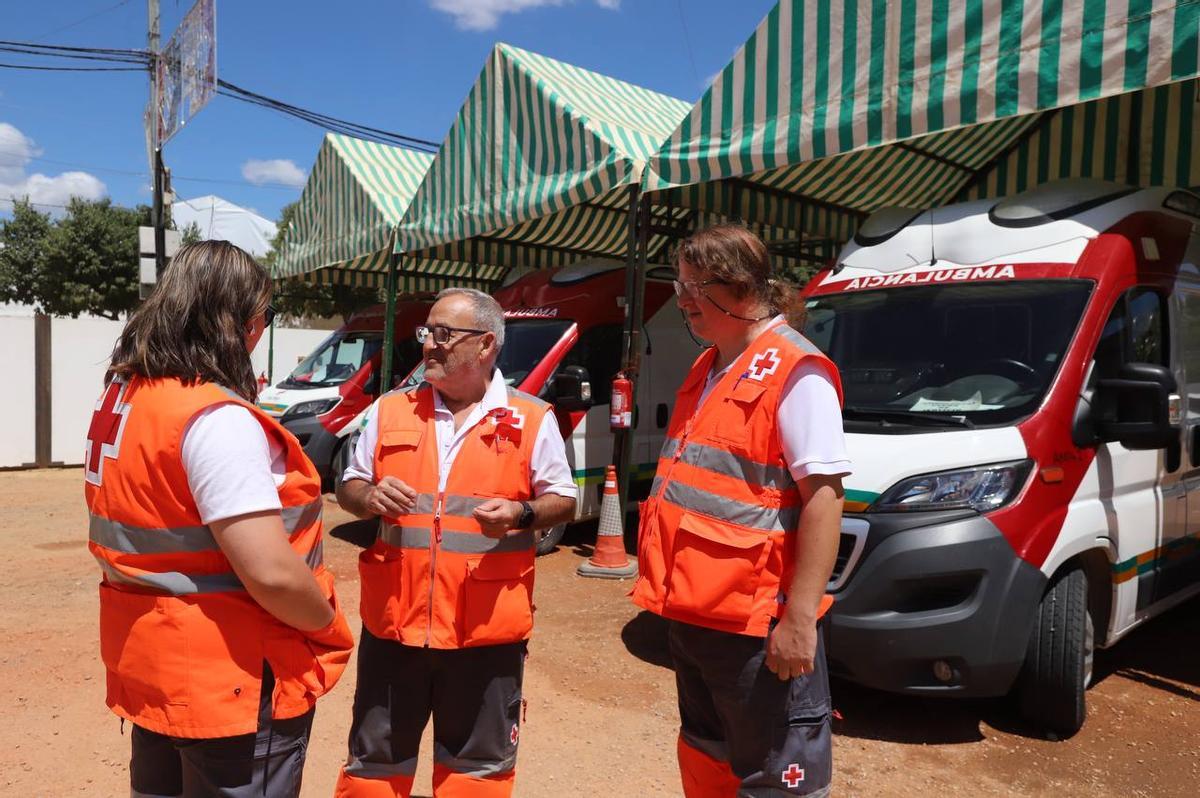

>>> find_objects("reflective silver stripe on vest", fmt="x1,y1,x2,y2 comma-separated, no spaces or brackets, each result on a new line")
89,499,325,555
649,476,665,498
442,494,488,517
98,559,245,594
772,324,825,356
659,437,680,460
379,524,535,554
676,440,794,490
305,538,324,569
379,524,433,549
661,481,799,533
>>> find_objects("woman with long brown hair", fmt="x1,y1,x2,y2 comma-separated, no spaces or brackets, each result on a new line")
631,224,849,797
85,240,354,797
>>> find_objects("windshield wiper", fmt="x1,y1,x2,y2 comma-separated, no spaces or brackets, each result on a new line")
843,408,975,429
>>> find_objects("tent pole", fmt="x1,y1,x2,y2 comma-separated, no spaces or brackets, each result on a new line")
267,315,275,383
381,254,399,393
615,184,647,523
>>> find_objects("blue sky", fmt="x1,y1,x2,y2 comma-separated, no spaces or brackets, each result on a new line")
1,0,774,225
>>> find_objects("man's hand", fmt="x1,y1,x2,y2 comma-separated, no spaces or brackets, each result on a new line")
765,616,818,681
473,498,523,537
366,476,418,517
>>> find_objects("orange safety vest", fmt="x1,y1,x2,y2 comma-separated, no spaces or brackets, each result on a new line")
359,383,550,649
631,321,843,637
84,376,353,739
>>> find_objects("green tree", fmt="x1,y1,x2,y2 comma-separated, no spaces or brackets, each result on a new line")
265,201,379,320
39,198,150,320
176,220,203,246
0,199,52,306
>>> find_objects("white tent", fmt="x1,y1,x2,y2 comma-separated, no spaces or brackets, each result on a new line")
173,195,278,258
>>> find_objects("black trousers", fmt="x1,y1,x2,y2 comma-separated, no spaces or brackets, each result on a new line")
669,619,833,797
341,627,526,785
129,664,315,798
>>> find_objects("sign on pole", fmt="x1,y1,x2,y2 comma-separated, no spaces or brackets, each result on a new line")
154,0,216,145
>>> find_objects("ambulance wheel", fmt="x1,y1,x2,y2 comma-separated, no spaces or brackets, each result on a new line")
328,434,355,493
535,523,567,556
1015,566,1093,738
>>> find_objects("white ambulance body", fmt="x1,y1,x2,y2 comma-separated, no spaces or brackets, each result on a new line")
800,179,1200,734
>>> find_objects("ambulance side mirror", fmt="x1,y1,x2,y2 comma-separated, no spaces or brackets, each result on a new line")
551,365,593,412
1094,362,1180,450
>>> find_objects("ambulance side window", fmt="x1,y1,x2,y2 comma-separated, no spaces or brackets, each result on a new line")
1093,288,1167,381
557,324,623,405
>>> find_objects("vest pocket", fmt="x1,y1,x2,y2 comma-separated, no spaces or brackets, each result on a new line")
99,583,192,710
461,555,534,647
357,546,406,640
664,510,772,625
631,500,667,607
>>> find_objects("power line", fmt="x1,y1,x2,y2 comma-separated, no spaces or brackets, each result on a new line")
0,62,145,72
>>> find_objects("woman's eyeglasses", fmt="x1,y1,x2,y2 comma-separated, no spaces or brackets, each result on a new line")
415,324,488,346
264,305,277,326
672,278,727,299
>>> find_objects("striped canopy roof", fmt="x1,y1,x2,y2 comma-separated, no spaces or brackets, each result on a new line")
273,133,431,282
395,43,694,267
645,0,1200,238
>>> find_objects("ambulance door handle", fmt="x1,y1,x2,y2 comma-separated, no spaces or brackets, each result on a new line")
656,403,669,428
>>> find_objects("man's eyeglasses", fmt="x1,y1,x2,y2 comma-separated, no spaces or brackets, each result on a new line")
415,324,489,346
264,304,277,326
672,278,727,299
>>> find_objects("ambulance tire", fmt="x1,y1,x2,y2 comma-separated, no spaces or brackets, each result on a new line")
535,523,567,555
1016,566,1091,738
327,433,355,494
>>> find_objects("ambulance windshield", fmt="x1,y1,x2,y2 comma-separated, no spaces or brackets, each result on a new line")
803,280,1092,427
285,331,382,388
401,319,572,390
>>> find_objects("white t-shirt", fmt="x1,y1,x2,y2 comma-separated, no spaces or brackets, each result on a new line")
344,369,578,500
696,323,852,482
180,404,284,525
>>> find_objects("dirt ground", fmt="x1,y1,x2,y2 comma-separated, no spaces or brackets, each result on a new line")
2,467,1198,797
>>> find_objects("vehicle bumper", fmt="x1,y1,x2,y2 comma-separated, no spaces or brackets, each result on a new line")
281,415,341,480
827,511,1047,697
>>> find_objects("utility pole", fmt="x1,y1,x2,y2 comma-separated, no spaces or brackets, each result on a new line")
148,0,167,276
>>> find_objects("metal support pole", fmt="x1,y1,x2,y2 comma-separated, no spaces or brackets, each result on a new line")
148,0,167,276
381,254,400,392
615,185,649,519
267,315,275,383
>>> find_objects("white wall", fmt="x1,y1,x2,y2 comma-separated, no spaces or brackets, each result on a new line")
1,315,37,467
1,315,334,468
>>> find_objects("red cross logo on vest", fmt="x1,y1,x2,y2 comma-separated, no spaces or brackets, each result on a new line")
747,348,782,382
490,406,525,430
510,723,519,745
782,763,805,788
85,380,131,486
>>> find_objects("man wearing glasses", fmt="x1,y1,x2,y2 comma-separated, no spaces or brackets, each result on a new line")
333,287,577,798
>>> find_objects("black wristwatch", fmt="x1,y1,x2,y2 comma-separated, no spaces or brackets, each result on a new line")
515,500,536,529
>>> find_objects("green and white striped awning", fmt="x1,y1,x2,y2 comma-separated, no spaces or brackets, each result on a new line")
396,43,694,267
646,0,1200,235
273,133,432,281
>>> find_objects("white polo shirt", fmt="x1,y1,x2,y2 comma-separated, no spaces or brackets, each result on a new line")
344,369,578,499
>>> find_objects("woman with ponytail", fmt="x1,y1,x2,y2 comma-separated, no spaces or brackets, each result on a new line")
86,240,353,797
631,224,851,797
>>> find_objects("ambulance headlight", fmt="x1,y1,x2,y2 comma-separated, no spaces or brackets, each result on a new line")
872,460,1033,513
282,398,341,420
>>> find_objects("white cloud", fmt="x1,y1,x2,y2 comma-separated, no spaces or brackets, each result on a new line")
429,0,618,31
241,158,307,188
0,122,106,212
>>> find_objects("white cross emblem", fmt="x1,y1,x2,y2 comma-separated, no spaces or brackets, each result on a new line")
510,723,520,745
491,406,525,430
747,348,782,382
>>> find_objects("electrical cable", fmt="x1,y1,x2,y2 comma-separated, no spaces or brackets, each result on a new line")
0,62,145,72
25,2,137,44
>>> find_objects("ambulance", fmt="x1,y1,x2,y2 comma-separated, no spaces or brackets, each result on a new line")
396,259,701,553
257,300,431,487
801,179,1200,735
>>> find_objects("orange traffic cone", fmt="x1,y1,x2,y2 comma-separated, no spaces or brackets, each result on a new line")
577,465,638,579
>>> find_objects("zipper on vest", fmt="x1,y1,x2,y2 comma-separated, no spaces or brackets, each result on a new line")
425,491,444,647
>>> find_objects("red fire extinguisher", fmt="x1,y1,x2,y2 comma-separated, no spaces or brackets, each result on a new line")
610,372,633,430
256,371,268,395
